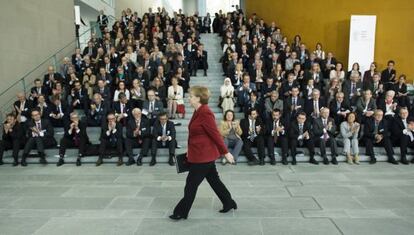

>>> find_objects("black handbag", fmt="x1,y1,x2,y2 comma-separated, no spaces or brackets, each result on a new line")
174,153,190,173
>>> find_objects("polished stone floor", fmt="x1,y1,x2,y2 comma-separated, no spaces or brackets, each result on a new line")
1,163,414,235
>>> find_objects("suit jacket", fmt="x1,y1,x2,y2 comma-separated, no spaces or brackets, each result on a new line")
265,117,288,138
264,98,283,113
152,120,176,140
187,104,228,163
304,98,326,117
100,121,123,142
142,100,164,118
43,73,63,89
284,96,304,115
2,122,25,142
288,120,313,140
112,101,132,117
363,117,390,140
391,117,408,140
87,102,108,125
312,117,336,138
93,86,111,101
356,97,377,115
13,100,32,120
342,80,362,102
26,119,55,143
377,99,399,115
63,120,89,142
126,118,151,139
240,117,266,140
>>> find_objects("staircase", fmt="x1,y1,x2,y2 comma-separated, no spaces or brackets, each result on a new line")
2,33,407,164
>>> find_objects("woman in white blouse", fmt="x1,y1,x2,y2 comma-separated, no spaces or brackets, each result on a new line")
313,42,325,60
340,112,360,164
220,77,235,113
167,77,184,119
329,62,345,83
113,81,130,102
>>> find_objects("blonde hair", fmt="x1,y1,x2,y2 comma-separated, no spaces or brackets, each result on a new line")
190,86,210,104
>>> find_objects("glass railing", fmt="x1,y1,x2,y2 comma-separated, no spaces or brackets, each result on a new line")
0,15,117,123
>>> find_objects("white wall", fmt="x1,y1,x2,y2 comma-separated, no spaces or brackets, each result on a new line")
0,0,75,108
116,0,187,18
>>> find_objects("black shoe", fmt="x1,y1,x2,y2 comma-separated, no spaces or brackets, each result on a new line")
169,214,187,221
126,158,136,166
0,159,3,165
136,155,143,166
369,157,377,164
270,157,276,165
411,158,414,164
388,158,398,165
96,158,103,166
21,159,27,167
323,157,329,165
12,160,19,166
219,200,238,213
309,158,319,165
56,158,64,167
76,158,81,166
292,158,297,165
39,157,48,165
168,156,175,166
281,157,288,165
259,158,265,165
117,158,124,166
248,158,259,166
400,157,409,165
204,72,207,76
149,158,157,166
331,157,338,165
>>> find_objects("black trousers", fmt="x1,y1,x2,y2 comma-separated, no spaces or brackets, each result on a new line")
289,138,315,159
23,137,56,157
0,139,23,160
242,136,265,161
400,134,414,160
173,161,233,217
125,137,151,158
59,137,87,157
314,136,338,158
151,139,176,158
365,136,394,159
266,136,288,159
99,139,123,159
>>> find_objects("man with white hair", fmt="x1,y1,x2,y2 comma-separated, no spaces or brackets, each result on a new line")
305,89,325,119
312,108,338,164
377,90,399,120
125,108,152,166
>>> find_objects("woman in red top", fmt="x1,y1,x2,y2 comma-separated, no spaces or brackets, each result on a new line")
170,86,237,220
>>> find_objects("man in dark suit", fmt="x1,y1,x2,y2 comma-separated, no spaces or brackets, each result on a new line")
113,92,132,126
342,73,362,106
150,112,176,166
240,108,266,165
313,108,338,164
192,44,208,76
0,113,25,166
133,65,150,89
305,89,326,119
13,92,32,124
280,73,299,99
363,109,398,164
183,38,197,73
43,66,63,92
355,89,377,124
57,112,90,166
391,107,411,164
321,52,337,77
97,10,108,32
48,95,69,127
381,60,396,91
142,89,164,125
83,41,97,58
265,109,289,165
284,87,304,121
22,108,57,166
70,80,88,110
288,112,318,165
125,108,152,166
29,78,49,104
96,67,113,87
87,93,108,127
93,79,112,104
97,113,124,166
329,92,351,127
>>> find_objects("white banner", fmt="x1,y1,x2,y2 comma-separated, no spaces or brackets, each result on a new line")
348,15,377,73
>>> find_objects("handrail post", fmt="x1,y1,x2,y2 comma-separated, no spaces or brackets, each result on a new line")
22,79,27,95
52,55,58,70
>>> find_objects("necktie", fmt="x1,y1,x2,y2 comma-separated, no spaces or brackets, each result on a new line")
323,119,329,140
162,124,167,146
314,101,319,117
351,83,356,95
293,97,297,108
136,120,142,144
36,122,41,130
403,119,407,129
374,121,379,134
299,124,304,146
149,102,154,113
273,121,278,143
